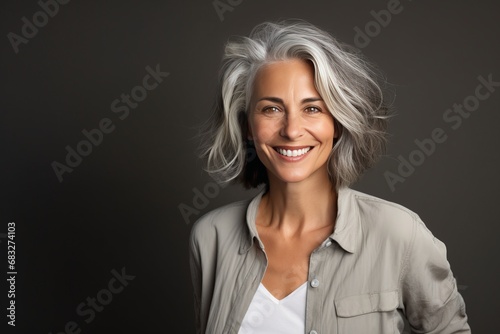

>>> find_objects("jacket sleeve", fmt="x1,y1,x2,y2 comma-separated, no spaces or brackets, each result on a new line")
189,225,203,334
401,217,470,333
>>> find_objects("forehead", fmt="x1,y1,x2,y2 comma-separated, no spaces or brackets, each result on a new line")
252,59,318,98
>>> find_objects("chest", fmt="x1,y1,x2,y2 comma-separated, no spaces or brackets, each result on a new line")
257,227,332,300
208,237,406,334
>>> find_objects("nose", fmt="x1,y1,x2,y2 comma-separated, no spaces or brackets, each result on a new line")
280,112,304,140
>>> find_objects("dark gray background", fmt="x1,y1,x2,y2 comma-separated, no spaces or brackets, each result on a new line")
1,0,499,333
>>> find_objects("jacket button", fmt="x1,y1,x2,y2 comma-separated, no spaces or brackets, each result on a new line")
310,330,318,334
310,279,320,288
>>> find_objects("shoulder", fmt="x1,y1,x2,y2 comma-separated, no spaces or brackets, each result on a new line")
189,197,251,246
349,188,420,222
350,188,450,258
346,188,425,244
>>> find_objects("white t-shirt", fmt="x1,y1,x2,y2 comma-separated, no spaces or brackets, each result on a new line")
238,282,307,334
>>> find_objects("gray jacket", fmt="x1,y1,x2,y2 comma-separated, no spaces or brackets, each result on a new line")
189,187,470,333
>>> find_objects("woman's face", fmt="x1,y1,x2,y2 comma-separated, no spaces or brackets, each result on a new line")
248,58,337,184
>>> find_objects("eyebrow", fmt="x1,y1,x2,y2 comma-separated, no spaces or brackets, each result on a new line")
257,97,323,104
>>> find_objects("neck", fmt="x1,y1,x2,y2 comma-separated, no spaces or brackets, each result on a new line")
259,168,337,237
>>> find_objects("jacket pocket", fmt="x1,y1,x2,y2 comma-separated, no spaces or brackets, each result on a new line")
335,290,401,334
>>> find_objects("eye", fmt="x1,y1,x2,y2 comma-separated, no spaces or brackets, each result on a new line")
305,106,321,113
263,106,281,113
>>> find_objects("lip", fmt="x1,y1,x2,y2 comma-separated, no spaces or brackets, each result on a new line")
273,145,311,150
273,146,314,162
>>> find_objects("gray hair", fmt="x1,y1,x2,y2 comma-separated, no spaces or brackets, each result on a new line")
199,19,390,189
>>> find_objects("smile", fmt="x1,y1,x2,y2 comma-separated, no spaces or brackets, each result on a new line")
274,146,312,157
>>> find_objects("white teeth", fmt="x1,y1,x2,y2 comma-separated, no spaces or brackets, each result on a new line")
277,147,311,157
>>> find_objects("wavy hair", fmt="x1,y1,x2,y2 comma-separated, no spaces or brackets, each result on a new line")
199,19,390,189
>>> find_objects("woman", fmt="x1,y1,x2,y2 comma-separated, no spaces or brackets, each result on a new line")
190,20,470,334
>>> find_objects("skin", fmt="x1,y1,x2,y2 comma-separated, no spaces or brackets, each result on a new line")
247,58,338,300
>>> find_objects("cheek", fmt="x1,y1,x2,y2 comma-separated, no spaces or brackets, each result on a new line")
323,117,336,140
252,119,280,144
310,120,336,142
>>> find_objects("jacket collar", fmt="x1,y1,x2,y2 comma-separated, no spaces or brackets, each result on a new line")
239,187,362,254
239,189,266,254
330,187,361,254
